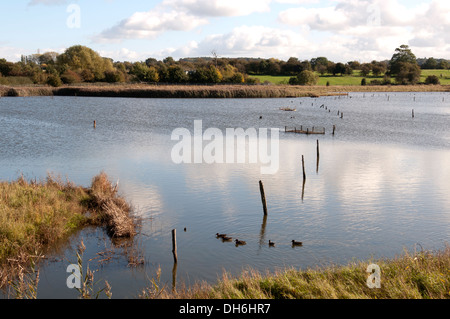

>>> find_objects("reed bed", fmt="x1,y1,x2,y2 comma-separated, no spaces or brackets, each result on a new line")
2,84,448,98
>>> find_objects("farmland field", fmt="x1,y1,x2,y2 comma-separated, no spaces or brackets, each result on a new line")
251,69,450,86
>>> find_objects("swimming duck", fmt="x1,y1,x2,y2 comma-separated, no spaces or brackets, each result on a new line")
235,239,246,245
222,236,232,241
216,233,227,238
291,240,303,246
269,240,275,247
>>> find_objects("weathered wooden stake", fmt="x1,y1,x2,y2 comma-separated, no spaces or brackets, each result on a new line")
317,140,320,158
412,109,415,118
332,125,336,136
93,120,96,129
172,229,178,263
302,155,306,182
341,112,344,119
259,180,268,216
316,140,320,174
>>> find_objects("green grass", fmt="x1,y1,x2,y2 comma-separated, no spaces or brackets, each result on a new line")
141,246,450,299
421,69,450,85
251,69,450,86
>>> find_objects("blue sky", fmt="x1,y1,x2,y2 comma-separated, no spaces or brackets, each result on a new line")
1,0,449,63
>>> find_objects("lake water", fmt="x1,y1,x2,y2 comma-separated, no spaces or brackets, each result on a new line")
1,92,449,298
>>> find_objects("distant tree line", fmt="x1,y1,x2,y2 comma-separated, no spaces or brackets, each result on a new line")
0,44,448,87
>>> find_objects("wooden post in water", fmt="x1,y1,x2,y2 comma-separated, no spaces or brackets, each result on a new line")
93,120,96,129
316,140,320,174
317,140,320,159
302,155,306,182
172,229,178,263
259,180,268,216
332,125,336,136
341,112,344,119
412,109,415,118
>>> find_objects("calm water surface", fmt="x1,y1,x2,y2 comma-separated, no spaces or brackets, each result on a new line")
0,92,449,298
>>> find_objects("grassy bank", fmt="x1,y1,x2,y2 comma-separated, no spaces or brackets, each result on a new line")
0,172,136,288
1,83,449,99
142,246,450,299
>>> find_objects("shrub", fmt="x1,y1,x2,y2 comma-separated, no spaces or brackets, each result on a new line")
60,70,82,84
361,78,367,86
104,70,125,83
290,70,319,86
425,75,440,85
47,75,62,87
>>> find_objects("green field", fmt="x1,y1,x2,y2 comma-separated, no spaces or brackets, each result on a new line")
251,69,450,86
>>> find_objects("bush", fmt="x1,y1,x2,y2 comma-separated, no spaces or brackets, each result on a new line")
361,78,367,86
425,75,440,85
104,70,125,83
60,70,82,84
47,75,62,87
290,70,319,86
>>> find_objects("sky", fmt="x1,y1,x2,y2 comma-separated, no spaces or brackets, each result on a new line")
1,0,449,63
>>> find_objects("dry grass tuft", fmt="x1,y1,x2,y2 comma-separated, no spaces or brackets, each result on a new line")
88,172,136,239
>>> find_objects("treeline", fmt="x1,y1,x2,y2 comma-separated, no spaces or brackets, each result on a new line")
0,44,448,87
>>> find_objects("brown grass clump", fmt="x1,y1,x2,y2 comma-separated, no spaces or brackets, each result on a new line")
88,172,136,239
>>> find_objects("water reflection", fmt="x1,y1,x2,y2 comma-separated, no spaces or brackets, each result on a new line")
0,93,449,298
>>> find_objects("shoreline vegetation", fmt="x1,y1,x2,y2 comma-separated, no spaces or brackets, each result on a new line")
144,245,450,299
0,172,137,291
1,83,449,99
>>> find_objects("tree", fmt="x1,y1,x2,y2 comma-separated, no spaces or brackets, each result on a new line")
333,63,346,76
131,62,159,82
289,70,318,85
394,62,421,85
437,60,449,70
371,62,386,76
310,57,329,71
422,57,438,70
360,63,372,77
167,65,188,83
389,44,417,75
56,45,114,81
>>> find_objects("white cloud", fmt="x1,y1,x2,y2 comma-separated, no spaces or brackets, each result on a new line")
163,0,271,17
168,25,317,59
94,7,209,42
277,0,450,61
94,0,272,43
274,0,319,5
28,0,67,5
